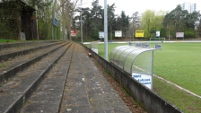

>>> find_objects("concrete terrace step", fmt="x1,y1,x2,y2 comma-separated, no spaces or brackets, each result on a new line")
0,41,58,50
0,43,71,113
0,42,69,84
20,43,75,113
0,41,63,62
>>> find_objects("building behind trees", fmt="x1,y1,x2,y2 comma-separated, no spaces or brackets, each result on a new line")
0,0,37,40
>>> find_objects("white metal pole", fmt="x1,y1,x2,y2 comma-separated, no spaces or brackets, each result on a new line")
104,0,108,60
151,51,154,90
81,0,83,43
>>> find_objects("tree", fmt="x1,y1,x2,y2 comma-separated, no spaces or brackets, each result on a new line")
184,12,200,29
163,5,200,38
141,10,155,38
73,0,102,41
152,13,165,37
74,1,117,41
129,12,140,39
28,0,53,39
74,7,91,41
115,11,129,38
121,11,130,38
141,10,165,38
107,3,116,41
184,11,200,38
196,19,201,37
90,0,103,39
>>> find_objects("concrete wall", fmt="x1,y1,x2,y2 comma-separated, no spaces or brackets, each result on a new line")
83,45,182,113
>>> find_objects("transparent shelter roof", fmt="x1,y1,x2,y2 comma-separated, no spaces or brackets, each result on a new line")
110,45,155,74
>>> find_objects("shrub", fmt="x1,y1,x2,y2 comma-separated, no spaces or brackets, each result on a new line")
184,29,196,38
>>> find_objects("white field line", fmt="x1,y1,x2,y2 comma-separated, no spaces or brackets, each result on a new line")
154,74,201,99
133,66,201,99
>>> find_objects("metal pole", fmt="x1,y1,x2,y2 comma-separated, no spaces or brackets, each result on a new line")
61,0,65,40
52,25,54,40
52,0,57,40
81,0,83,43
104,0,108,60
151,51,154,90
34,6,39,40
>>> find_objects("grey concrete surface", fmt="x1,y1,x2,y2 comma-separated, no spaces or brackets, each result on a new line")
84,44,183,113
59,44,131,113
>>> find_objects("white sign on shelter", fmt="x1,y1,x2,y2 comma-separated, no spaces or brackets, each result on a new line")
132,73,152,89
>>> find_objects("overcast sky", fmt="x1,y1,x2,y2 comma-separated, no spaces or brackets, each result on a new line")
79,0,201,16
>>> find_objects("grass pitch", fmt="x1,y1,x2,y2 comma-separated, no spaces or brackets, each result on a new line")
96,42,201,113
0,38,17,43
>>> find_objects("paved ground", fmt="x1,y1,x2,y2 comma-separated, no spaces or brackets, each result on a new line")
59,44,132,113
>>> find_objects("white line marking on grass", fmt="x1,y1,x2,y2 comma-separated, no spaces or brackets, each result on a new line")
154,74,201,99
132,65,201,99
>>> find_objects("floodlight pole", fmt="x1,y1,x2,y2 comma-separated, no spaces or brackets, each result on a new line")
104,0,108,60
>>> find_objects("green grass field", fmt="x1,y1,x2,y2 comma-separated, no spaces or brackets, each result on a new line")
0,38,17,43
96,42,201,113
